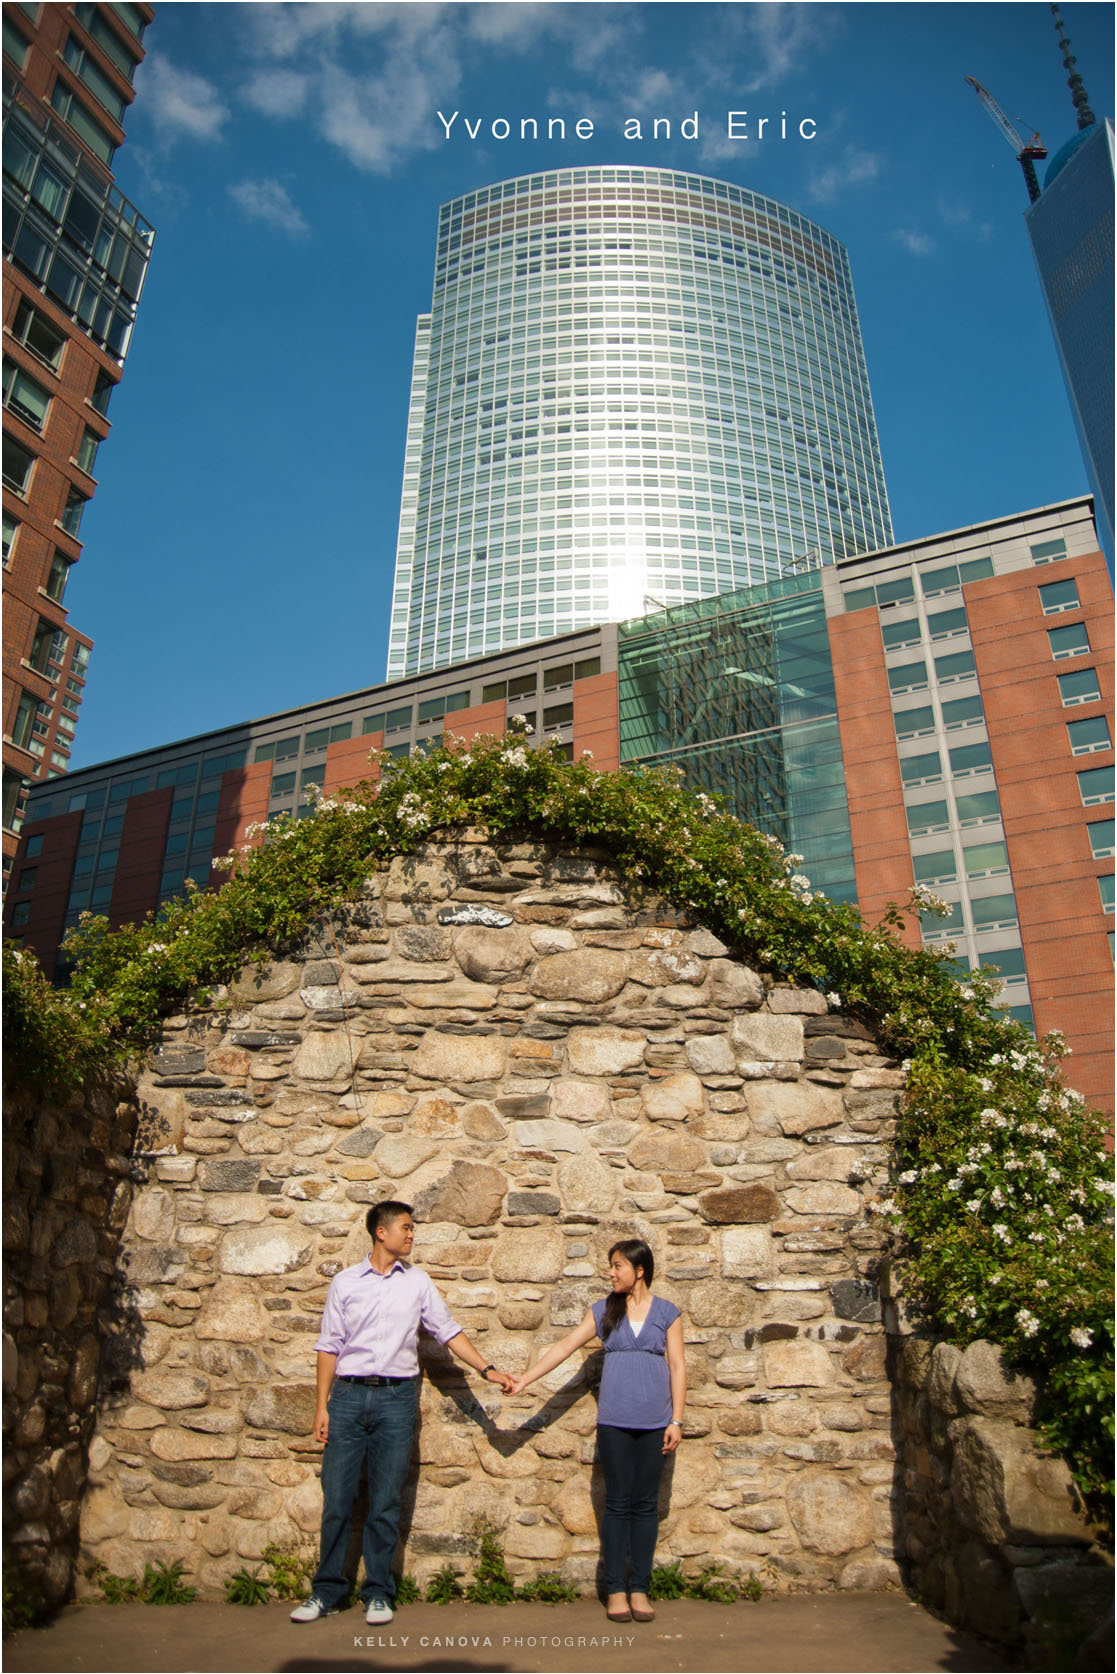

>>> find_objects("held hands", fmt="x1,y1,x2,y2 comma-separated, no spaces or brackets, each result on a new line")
484,1368,518,1395
662,1421,682,1454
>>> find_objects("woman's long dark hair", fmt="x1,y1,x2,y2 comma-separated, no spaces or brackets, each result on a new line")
601,1239,655,1340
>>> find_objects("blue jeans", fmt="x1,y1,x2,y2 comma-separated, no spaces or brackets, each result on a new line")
312,1377,418,1608
596,1424,666,1594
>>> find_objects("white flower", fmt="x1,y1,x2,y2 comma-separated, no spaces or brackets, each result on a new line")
1016,1308,1040,1338
947,1176,962,1191
501,746,529,768
1070,1326,1093,1349
992,1222,1011,1243
1034,1278,1048,1290
990,1185,1006,1208
898,1170,918,1185
965,1197,982,1212
1094,1178,1115,1196
827,992,841,1008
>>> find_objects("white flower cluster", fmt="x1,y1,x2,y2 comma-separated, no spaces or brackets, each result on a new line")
396,793,427,830
501,746,529,768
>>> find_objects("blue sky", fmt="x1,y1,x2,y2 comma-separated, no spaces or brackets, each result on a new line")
67,0,1115,770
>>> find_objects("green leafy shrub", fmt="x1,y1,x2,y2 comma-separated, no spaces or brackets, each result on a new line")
85,1560,139,1604
515,1572,578,1603
260,1540,315,1601
3,1565,49,1631
224,1567,270,1606
140,1560,195,1605
424,1564,464,1605
394,1575,421,1606
5,730,1111,1527
464,1519,516,1605
648,1561,687,1601
684,1563,742,1603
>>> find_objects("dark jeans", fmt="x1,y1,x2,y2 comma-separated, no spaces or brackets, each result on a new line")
313,1377,418,1608
596,1423,666,1594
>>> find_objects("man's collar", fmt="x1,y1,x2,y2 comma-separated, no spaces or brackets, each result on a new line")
361,1254,410,1276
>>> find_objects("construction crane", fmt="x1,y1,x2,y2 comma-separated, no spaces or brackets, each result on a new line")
965,76,1048,203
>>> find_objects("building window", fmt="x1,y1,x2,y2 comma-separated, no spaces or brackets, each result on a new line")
1048,623,1089,660
304,721,352,753
3,13,30,66
89,370,115,416
16,865,37,892
543,702,574,731
300,766,325,791
575,657,601,679
72,4,141,78
2,437,35,496
880,617,921,652
1099,876,1116,914
844,574,914,612
11,299,65,370
508,674,537,701
3,358,51,433
386,706,413,732
894,705,935,740
254,735,300,763
33,616,69,669
934,650,976,684
49,80,116,165
361,712,387,736
44,551,74,603
948,741,993,778
963,839,1009,878
926,606,968,641
1039,578,1080,615
62,35,127,123
955,789,1001,826
108,3,148,43
75,427,101,476
921,899,964,939
1088,819,1115,859
12,692,49,752
920,557,994,597
1077,766,1114,806
1030,537,1067,565
887,659,928,695
976,947,1027,985
912,848,957,884
60,488,88,536
1058,667,1101,707
10,901,30,927
900,751,942,787
971,892,1018,931
270,771,296,797
2,512,18,565
940,694,984,730
906,799,950,835
1067,716,1111,756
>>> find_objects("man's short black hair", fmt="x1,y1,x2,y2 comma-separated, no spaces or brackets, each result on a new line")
366,1200,413,1241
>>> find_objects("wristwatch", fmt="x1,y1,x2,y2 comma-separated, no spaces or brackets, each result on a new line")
481,1364,496,1378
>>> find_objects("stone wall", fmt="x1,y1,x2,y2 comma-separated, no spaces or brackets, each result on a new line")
74,835,907,1597
2,1067,139,1607
891,1335,1111,1665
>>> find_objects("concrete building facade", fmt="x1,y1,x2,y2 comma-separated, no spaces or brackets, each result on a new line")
387,166,893,679
1,0,154,884
7,497,1111,1109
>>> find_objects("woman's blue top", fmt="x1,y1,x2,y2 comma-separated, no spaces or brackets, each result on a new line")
591,1294,680,1430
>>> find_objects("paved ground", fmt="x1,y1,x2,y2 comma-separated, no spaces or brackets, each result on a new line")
6,1592,1014,1674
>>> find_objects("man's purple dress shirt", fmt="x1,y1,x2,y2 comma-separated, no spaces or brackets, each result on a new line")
315,1256,462,1377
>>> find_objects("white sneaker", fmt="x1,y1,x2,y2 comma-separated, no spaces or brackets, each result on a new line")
365,1599,394,1625
290,1596,339,1622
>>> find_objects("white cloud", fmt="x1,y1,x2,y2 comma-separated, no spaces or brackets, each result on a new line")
228,178,309,238
809,146,883,202
893,228,936,257
244,69,311,119
141,54,229,144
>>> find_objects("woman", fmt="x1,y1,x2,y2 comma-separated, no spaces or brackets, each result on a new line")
509,1238,686,1623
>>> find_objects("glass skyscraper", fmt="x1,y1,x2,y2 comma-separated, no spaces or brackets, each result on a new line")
387,166,892,679
1025,121,1115,555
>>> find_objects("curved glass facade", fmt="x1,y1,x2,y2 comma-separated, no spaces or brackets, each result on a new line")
387,166,892,679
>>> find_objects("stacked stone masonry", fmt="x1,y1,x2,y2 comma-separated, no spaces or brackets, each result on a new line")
69,836,909,1597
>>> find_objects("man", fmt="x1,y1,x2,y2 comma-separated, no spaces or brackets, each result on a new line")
291,1199,514,1626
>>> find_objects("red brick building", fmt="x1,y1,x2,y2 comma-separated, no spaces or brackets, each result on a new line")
2,1,154,885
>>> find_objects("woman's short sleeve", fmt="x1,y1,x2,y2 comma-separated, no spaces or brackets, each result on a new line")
660,1299,681,1328
590,1298,607,1337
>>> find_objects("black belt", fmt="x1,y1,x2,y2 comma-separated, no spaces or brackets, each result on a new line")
337,1373,415,1387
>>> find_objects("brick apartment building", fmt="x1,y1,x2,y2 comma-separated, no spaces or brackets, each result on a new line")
6,496,1112,1110
2,1,154,886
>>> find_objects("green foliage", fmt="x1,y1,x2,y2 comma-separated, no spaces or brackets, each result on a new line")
224,1566,270,1606
139,1560,195,1605
515,1571,578,1603
260,1540,315,1601
889,1041,1114,1527
647,1561,687,1600
424,1564,465,1605
5,728,1111,1526
85,1559,139,1604
393,1574,421,1606
463,1518,516,1605
3,1564,49,1632
648,1560,761,1603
